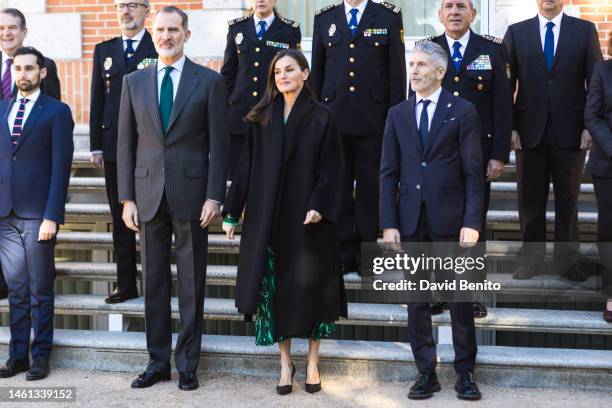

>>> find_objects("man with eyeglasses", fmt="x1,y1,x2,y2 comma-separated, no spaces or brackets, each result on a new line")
0,8,62,300
89,0,157,304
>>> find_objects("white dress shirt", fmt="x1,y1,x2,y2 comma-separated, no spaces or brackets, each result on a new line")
157,55,185,102
344,0,368,26
253,13,275,33
122,28,146,52
538,12,563,55
445,30,471,58
415,86,442,132
7,88,41,130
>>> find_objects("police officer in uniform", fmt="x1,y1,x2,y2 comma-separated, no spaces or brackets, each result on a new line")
221,0,301,178
414,0,513,318
89,0,157,304
311,0,406,274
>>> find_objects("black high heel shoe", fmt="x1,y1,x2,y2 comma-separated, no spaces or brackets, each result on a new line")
305,363,322,394
276,362,295,395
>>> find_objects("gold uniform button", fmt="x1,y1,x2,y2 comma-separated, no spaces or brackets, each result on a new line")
253,76,258,82
478,76,483,81
328,42,332,47
324,97,329,102
477,84,484,90
105,73,110,78
350,43,355,48
349,86,355,92
375,42,379,47
254,62,259,67
349,57,355,63
237,50,240,54
252,91,258,97
349,72,355,77
454,76,460,82
453,91,460,96
255,47,260,52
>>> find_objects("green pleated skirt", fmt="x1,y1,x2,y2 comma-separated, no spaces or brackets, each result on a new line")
255,246,336,346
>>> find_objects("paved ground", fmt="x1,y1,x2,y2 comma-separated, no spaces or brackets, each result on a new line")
0,369,610,407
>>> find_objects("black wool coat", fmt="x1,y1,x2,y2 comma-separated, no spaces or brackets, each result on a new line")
224,89,347,336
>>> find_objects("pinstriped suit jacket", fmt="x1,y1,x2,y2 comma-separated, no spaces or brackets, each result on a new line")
117,57,229,222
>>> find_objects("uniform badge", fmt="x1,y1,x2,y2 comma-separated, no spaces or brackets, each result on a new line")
328,23,336,37
104,57,113,71
137,58,157,70
364,28,388,37
235,32,244,45
506,63,512,79
400,28,404,44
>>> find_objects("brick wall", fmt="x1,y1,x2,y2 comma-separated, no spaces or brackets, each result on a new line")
32,0,612,125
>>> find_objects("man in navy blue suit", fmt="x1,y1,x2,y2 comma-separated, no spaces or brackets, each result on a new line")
0,47,74,381
380,41,484,400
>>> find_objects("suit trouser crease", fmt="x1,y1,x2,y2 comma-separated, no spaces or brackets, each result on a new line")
0,216,54,361
140,196,206,372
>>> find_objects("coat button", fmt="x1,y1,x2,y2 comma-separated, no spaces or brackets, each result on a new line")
421,162,426,167
252,91,258,97
349,86,355,92
478,76,483,81
477,83,484,90
375,42,379,47
101,124,106,129
454,76,460,82
416,184,421,189
350,43,355,48
349,57,355,63
255,47,260,52
106,73,110,78
253,76,258,82
12,156,16,161
487,133,492,138
328,42,332,47
349,72,355,77
324,97,329,102
453,91,459,96
254,61,259,67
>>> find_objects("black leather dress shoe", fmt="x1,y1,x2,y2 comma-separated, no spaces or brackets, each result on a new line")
276,362,295,395
0,358,29,378
0,288,7,300
512,265,533,280
178,371,199,391
430,302,448,315
341,261,360,275
305,364,321,394
472,301,488,318
105,288,139,304
407,372,441,400
455,371,481,400
26,357,49,381
131,368,171,388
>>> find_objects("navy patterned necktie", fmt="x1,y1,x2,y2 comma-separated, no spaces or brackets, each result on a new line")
544,22,555,71
11,98,29,148
125,39,135,62
349,9,359,37
419,100,431,147
452,41,463,72
257,20,267,40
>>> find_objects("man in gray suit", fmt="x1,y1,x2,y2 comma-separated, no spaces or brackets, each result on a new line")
117,6,229,391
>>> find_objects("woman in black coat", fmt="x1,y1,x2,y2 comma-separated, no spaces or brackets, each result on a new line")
585,35,612,322
223,49,347,394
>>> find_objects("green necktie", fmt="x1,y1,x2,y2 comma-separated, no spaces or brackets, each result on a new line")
159,66,174,133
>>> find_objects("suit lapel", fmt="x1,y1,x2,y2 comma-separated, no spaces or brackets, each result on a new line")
527,16,549,72
144,65,164,139
424,90,452,156
244,15,260,45
126,30,154,72
402,96,422,154
333,5,352,41
166,58,199,134
13,93,45,153
283,90,316,163
458,32,482,74
1,98,13,149
552,14,576,73
112,37,128,73
263,15,283,42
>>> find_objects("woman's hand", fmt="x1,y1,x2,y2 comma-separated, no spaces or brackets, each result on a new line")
223,222,236,240
304,210,322,224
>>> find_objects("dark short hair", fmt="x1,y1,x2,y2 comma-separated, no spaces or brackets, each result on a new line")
0,8,26,29
156,5,188,30
13,46,45,69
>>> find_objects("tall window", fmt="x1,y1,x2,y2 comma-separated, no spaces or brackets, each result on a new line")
276,0,484,38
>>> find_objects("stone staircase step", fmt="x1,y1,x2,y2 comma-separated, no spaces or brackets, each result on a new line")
54,262,602,298
0,328,609,390
1,295,608,334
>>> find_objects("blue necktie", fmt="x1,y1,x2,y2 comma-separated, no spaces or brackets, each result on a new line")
544,21,555,71
257,20,267,40
452,41,463,72
349,8,358,37
159,66,174,133
419,100,431,148
125,39,135,62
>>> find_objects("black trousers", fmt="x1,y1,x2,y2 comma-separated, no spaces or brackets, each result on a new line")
516,116,585,268
229,133,246,180
339,134,382,268
593,175,612,298
403,206,477,375
104,161,137,292
140,194,207,372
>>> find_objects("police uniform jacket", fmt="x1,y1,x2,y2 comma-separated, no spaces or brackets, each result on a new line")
311,1,406,136
89,31,157,162
221,13,301,136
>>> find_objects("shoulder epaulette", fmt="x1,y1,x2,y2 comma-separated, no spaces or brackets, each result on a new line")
315,4,335,17
415,36,436,45
281,17,300,29
482,34,503,45
380,1,401,14
100,36,121,45
228,16,248,26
